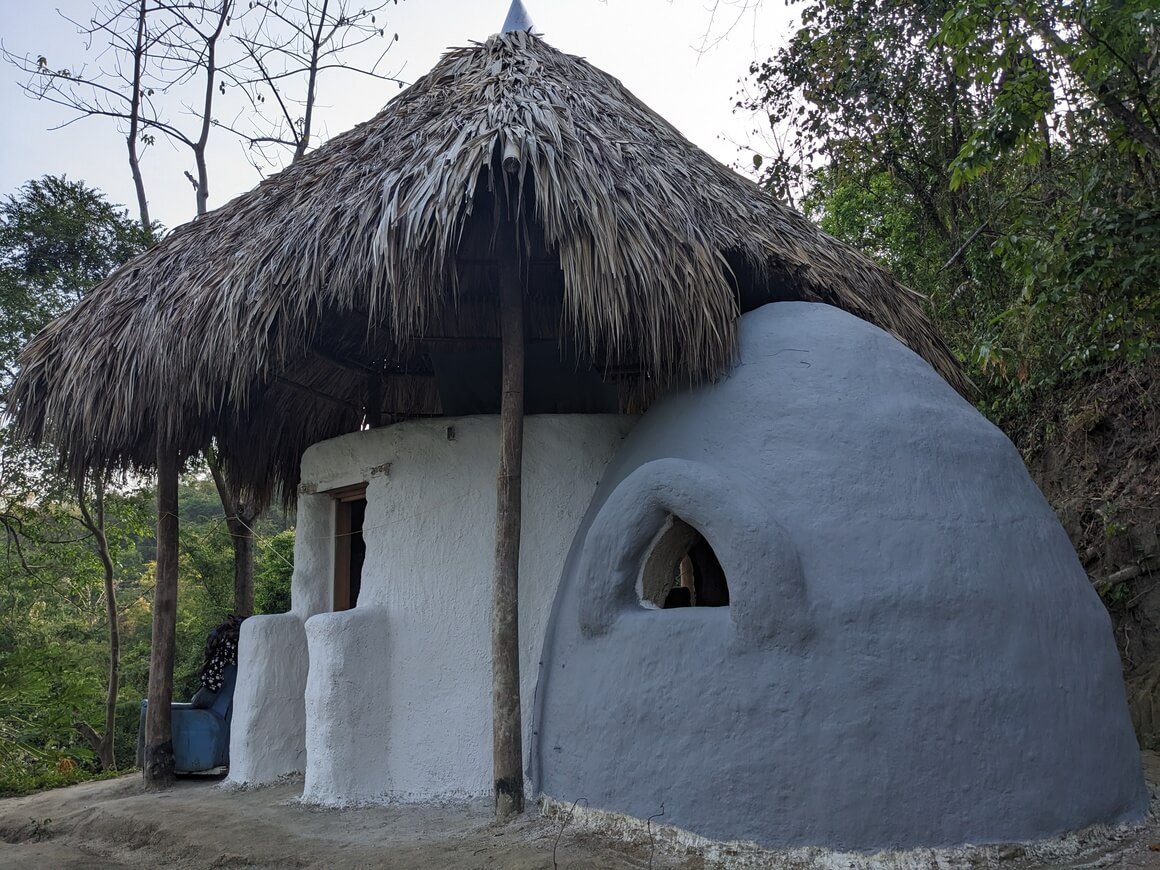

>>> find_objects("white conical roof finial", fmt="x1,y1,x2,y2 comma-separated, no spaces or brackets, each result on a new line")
502,0,535,34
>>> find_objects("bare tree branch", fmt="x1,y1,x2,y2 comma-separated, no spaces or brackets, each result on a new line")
225,0,405,166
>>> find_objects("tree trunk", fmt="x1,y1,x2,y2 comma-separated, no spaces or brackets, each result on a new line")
74,474,120,772
127,0,151,231
144,444,179,788
492,217,525,821
209,456,256,617
295,0,329,162
197,1,258,619
233,510,256,617
190,1,231,219
93,479,120,771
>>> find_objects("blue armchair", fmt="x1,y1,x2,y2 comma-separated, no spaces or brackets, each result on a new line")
137,664,238,773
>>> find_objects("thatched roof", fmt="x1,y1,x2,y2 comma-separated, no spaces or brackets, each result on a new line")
10,30,968,504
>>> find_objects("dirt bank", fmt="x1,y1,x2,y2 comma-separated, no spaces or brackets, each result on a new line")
1019,359,1160,746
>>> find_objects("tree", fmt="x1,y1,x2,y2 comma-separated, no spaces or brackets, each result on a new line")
1,198,291,788
6,1,405,220
8,11,403,783
5,1,232,221
0,176,153,773
7,0,404,626
0,480,152,791
223,0,404,166
0,176,155,383
939,0,1160,183
743,0,1157,407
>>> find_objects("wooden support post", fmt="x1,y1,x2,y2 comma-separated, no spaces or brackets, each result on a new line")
144,442,179,788
492,217,526,820
233,519,255,618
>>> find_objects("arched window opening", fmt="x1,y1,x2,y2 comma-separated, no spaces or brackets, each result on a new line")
638,516,729,609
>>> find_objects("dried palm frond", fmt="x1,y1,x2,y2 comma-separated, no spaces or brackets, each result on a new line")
10,31,968,505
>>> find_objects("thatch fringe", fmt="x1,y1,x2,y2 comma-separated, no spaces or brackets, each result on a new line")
10,30,968,504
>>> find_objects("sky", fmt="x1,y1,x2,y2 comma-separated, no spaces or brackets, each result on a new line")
0,0,793,230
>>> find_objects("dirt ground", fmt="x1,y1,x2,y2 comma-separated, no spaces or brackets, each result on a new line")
0,774,701,870
4,757,1160,870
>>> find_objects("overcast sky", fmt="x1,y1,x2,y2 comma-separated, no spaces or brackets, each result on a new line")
0,0,792,230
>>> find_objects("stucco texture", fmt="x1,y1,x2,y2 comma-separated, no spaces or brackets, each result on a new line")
303,606,392,804
531,301,1147,850
227,614,309,786
232,414,634,802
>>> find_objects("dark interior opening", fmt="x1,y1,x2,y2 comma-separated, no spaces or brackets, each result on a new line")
430,340,620,415
348,498,366,608
333,486,367,610
640,516,729,609
671,536,729,608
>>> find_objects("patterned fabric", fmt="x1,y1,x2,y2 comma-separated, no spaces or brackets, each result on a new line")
199,617,243,693
201,633,238,692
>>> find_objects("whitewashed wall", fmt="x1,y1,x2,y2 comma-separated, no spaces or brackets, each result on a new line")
229,414,634,803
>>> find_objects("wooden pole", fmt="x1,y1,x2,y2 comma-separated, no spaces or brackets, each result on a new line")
492,215,525,820
144,442,179,788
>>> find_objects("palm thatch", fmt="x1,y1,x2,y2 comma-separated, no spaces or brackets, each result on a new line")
10,30,968,505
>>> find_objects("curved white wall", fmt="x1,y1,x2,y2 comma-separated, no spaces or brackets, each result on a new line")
227,614,309,785
230,413,634,802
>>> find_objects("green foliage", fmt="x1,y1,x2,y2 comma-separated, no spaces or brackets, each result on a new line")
255,530,295,615
745,0,1159,430
0,176,157,790
937,0,1160,186
0,476,155,789
0,175,155,389
0,471,294,794
0,177,295,793
0,176,295,793
0,761,118,799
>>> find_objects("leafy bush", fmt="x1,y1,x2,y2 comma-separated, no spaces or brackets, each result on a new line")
255,530,295,615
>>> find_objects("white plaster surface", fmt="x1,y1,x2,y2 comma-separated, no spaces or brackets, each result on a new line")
226,614,309,786
302,607,392,804
231,414,633,802
290,493,336,618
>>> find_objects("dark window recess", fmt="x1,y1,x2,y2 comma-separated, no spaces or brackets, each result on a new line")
333,486,368,611
640,517,729,609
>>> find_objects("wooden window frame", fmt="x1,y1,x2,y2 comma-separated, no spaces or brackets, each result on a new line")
325,483,367,611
